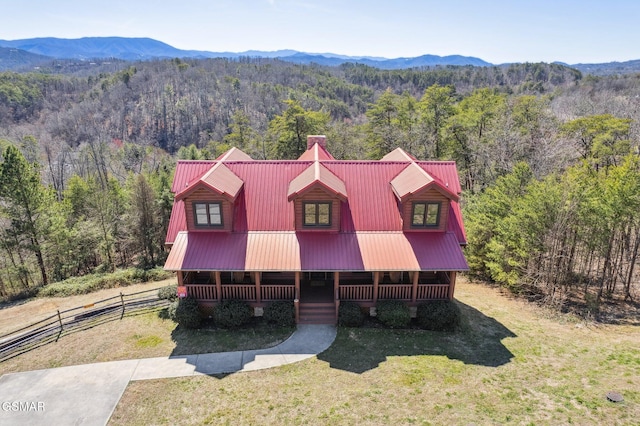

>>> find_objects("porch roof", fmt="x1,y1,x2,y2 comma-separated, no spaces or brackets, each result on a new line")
164,231,469,272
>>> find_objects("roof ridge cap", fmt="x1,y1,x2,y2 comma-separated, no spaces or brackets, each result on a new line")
409,160,435,182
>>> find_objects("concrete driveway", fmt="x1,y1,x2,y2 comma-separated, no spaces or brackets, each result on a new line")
0,325,336,425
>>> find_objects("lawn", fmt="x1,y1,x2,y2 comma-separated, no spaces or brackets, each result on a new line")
0,280,293,374
108,279,639,425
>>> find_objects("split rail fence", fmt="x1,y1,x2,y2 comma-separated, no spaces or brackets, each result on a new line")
0,287,170,363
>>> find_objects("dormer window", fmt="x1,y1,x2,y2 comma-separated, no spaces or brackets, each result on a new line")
194,202,223,227
304,201,331,226
412,202,440,227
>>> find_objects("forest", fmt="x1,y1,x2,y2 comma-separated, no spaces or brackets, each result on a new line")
1,57,639,318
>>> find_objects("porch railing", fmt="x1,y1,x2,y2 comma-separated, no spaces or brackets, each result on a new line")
417,284,450,300
339,285,373,301
185,284,295,302
221,285,256,301
261,285,295,301
186,284,217,301
186,283,450,303
378,284,412,300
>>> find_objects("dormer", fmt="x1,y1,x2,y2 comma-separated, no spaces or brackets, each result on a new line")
390,160,459,232
175,162,244,232
287,160,347,232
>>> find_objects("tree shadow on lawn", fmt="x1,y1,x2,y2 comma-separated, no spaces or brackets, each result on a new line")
317,300,516,374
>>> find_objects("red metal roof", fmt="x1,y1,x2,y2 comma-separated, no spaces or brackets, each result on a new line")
165,145,468,267
165,231,468,271
390,162,435,200
287,161,348,201
380,147,417,162
171,160,217,193
297,142,335,161
166,200,186,245
175,163,244,202
167,159,467,239
216,147,254,162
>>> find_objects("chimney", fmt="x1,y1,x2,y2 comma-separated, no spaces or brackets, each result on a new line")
307,135,327,150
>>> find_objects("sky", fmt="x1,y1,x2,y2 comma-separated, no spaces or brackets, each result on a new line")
1,0,639,64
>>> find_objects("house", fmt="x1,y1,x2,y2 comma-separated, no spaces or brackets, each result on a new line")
164,135,468,324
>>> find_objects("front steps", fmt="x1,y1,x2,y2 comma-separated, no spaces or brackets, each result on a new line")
298,302,336,324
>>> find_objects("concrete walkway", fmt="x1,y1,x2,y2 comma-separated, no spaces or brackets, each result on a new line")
0,325,336,426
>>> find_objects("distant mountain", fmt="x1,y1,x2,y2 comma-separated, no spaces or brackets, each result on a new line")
567,60,640,76
0,37,492,69
0,46,51,71
1,37,639,74
0,37,186,61
279,53,491,69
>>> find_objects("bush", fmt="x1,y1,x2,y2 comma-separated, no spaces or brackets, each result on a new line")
134,267,173,283
338,301,365,327
37,267,174,298
376,300,411,328
158,284,178,301
416,300,461,331
263,300,295,326
213,299,252,328
168,296,202,329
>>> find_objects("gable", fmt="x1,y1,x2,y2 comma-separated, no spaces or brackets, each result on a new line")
175,162,244,202
390,162,459,203
287,161,347,202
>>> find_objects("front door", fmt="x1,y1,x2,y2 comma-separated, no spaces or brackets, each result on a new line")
300,272,334,303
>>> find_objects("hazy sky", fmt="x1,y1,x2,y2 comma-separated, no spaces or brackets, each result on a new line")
1,0,638,64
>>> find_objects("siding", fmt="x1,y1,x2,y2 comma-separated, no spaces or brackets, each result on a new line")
184,187,234,232
401,187,450,232
293,187,341,232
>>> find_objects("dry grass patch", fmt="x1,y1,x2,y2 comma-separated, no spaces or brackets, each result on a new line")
0,279,293,375
0,279,174,336
110,279,640,425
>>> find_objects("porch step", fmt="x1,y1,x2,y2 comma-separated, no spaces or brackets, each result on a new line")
298,302,336,325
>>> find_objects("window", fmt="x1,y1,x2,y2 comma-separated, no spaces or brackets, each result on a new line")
412,202,440,227
303,201,331,226
194,202,222,227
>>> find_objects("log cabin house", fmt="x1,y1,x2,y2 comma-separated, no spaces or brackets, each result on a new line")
164,135,468,324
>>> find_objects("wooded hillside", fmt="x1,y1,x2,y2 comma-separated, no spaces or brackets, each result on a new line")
1,58,639,318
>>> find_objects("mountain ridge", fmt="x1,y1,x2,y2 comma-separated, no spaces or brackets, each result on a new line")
1,36,639,74
0,36,491,69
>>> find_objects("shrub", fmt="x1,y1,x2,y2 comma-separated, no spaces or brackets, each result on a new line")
168,296,202,329
376,300,411,328
213,299,252,328
338,301,365,327
416,300,461,331
37,267,174,298
158,284,178,301
263,300,295,326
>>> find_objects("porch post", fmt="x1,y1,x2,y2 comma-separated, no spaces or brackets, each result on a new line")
373,271,379,304
215,271,221,302
334,271,340,322
294,271,301,323
255,271,261,304
412,271,419,303
448,271,457,300
177,271,184,286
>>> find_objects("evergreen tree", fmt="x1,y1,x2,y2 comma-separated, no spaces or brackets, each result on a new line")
0,145,51,286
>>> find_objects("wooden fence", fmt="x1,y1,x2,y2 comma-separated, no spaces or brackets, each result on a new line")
0,287,170,363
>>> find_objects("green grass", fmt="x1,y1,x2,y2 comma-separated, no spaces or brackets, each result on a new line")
108,281,640,425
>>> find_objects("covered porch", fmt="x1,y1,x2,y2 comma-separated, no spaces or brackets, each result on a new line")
179,270,456,307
